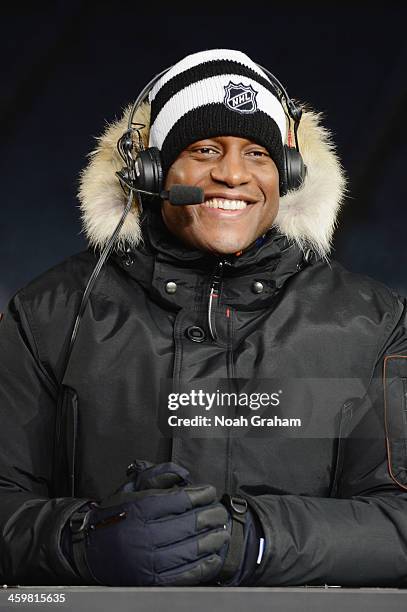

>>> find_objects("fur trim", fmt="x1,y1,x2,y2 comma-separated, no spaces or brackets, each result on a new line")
274,105,346,259
78,103,150,253
78,101,346,258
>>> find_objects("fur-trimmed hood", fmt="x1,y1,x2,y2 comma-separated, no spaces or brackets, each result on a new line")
78,101,346,260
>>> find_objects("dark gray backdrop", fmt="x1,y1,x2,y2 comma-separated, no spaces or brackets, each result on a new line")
1,5,406,311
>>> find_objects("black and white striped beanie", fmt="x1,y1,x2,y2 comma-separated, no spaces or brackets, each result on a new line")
148,49,287,180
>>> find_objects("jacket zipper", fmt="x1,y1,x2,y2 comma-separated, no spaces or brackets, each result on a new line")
207,257,234,495
208,259,227,341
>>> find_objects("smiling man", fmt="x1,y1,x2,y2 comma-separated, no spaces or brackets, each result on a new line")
2,49,407,589
161,136,280,255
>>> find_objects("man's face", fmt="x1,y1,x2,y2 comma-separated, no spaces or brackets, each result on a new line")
161,136,280,255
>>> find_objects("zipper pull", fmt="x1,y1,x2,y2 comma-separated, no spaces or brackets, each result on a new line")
208,260,225,341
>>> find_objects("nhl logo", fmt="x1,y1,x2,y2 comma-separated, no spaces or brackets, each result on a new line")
223,81,258,114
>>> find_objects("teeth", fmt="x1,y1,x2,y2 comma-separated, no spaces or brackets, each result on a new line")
203,198,248,210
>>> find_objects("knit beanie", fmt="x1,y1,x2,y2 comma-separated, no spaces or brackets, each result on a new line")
148,49,287,180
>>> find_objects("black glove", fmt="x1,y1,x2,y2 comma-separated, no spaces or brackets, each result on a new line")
122,461,264,586
64,460,264,586
68,472,229,585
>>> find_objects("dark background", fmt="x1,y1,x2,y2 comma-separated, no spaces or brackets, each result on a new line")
1,5,406,311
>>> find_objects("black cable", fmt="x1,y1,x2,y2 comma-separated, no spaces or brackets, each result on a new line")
58,67,173,385
59,189,139,383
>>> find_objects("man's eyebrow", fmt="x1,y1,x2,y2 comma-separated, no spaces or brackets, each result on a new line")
190,140,218,146
186,142,219,150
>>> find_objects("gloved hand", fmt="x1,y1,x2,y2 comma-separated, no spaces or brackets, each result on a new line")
120,461,264,586
68,469,230,586
65,460,263,586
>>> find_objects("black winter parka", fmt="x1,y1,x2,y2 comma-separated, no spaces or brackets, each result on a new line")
2,98,407,587
1,207,407,587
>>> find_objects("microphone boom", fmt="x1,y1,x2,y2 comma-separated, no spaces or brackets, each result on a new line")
116,170,205,206
164,185,205,206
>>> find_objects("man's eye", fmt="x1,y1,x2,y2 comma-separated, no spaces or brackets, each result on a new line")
194,147,217,154
247,150,269,157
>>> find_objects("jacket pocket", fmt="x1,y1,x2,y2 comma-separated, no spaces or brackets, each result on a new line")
384,355,407,490
52,385,79,497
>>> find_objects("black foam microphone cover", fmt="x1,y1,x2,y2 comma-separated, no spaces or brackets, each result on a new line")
164,185,205,206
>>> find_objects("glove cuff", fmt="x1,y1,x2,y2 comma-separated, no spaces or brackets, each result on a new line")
216,494,248,585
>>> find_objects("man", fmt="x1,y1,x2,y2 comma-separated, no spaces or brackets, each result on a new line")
1,49,407,587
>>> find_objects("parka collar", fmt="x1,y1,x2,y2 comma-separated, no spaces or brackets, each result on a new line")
111,207,310,311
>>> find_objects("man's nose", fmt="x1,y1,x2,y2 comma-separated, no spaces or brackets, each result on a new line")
210,150,251,187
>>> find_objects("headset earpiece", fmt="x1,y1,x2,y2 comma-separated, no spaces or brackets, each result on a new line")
281,145,306,196
135,147,163,194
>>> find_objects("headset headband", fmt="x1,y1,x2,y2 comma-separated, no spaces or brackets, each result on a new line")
127,63,302,152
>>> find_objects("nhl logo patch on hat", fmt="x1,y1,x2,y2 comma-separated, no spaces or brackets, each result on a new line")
223,81,258,114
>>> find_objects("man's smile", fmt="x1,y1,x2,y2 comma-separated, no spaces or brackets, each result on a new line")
202,198,248,209
199,197,258,218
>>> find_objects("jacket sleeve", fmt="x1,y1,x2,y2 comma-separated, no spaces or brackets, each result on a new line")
243,293,407,587
0,293,91,585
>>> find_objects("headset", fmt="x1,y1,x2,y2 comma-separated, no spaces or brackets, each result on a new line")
116,63,306,200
